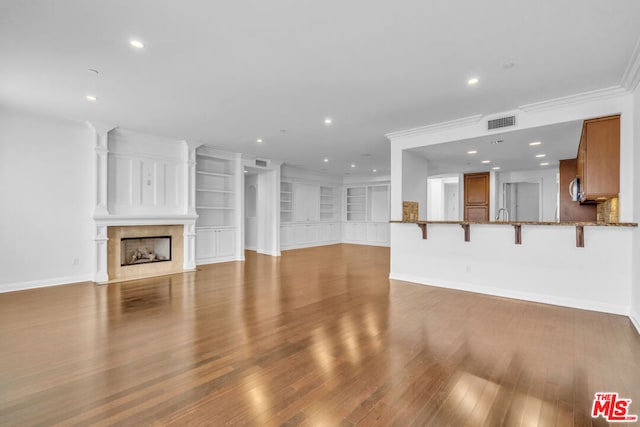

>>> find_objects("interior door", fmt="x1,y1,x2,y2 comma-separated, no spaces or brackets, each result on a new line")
464,172,490,221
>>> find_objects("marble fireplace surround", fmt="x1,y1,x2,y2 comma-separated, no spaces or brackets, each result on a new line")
89,123,200,284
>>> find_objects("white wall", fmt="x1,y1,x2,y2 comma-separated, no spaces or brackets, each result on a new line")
497,168,558,222
391,223,632,314
402,151,428,219
631,84,640,332
0,108,94,291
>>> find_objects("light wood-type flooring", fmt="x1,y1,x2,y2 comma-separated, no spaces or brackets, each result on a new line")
1,244,639,426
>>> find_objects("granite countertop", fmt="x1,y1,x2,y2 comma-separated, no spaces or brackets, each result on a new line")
389,220,638,227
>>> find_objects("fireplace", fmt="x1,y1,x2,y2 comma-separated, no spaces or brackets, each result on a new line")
121,236,172,266
106,225,185,283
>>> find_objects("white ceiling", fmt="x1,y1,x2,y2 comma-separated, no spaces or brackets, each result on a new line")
413,120,583,176
1,1,639,177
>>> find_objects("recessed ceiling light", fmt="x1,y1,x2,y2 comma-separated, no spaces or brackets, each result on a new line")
492,166,501,170
323,158,329,162
481,160,491,164
467,77,479,85
540,162,549,166
467,150,478,154
243,169,248,173
324,118,332,125
372,169,377,173
536,154,546,158
256,138,263,143
85,95,97,101
529,141,542,146
350,164,356,168
130,40,144,49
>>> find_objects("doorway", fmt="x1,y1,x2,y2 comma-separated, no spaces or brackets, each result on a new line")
244,175,257,250
242,164,280,256
504,182,541,221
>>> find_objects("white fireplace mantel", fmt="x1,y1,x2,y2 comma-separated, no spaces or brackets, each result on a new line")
88,123,202,284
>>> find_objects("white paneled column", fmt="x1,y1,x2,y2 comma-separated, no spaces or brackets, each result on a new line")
87,122,117,283
182,140,201,270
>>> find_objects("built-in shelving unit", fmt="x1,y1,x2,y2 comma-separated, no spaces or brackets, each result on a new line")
343,184,390,246
346,187,367,221
320,186,337,221
280,181,293,223
195,149,240,265
196,155,235,227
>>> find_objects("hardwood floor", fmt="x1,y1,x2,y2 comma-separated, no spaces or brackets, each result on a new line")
1,244,639,426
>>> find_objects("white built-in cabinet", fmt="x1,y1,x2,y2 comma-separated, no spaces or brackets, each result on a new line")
195,149,240,264
280,180,341,250
343,184,390,246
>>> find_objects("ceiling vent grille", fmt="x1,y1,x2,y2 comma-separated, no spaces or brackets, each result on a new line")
487,115,516,130
255,159,268,167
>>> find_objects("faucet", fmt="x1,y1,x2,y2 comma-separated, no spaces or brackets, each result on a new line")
495,208,510,222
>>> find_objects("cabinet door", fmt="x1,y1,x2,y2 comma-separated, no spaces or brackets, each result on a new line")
307,224,319,243
280,225,294,247
332,223,341,241
196,228,217,259
355,223,367,241
376,223,390,244
583,116,620,199
345,223,356,241
216,229,235,257
366,223,377,242
320,223,331,242
294,224,307,244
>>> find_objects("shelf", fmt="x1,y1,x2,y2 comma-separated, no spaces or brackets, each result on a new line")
196,189,233,194
196,171,233,178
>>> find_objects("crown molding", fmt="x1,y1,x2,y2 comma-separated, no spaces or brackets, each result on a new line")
85,121,117,135
621,36,640,92
385,114,482,141
519,86,629,113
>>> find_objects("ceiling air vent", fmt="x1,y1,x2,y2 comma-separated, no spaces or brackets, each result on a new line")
255,159,268,167
487,115,516,130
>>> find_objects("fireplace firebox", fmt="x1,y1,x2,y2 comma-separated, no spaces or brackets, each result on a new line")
120,236,172,267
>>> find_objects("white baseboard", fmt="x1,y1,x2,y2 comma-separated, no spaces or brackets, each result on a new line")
388,272,628,316
0,274,94,294
342,240,390,247
257,250,281,257
281,241,341,251
630,312,640,336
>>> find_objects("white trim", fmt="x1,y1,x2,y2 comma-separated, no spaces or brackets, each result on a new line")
94,214,198,226
257,250,282,257
518,86,629,113
621,36,640,92
388,272,629,316
385,114,483,141
0,275,94,294
281,241,342,251
630,312,640,336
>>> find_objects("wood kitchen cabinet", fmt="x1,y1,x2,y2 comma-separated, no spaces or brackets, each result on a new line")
559,159,596,221
576,115,620,203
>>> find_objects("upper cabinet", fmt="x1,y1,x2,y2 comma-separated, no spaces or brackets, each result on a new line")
576,115,620,203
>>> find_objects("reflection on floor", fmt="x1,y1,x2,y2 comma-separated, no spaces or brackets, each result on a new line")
0,243,638,425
